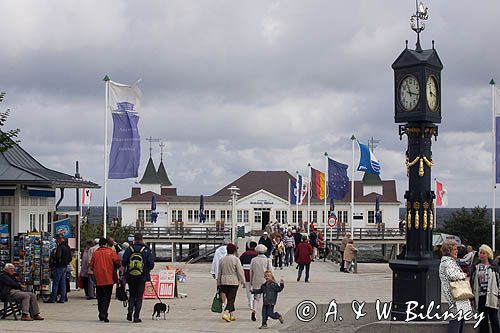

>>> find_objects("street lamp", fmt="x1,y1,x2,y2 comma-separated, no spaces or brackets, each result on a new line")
228,186,240,244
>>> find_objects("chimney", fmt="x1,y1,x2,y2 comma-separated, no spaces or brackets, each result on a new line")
131,187,141,196
161,187,177,196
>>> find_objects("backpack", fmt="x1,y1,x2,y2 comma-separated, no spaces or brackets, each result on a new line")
127,246,146,277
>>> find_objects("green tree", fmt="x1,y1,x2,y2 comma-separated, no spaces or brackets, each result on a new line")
0,93,20,152
437,206,498,249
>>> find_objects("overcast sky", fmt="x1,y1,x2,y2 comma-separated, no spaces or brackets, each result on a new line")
0,1,498,208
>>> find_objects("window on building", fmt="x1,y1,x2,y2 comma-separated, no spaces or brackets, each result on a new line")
338,210,348,225
292,211,303,224
204,210,216,223
275,210,288,224
367,210,382,224
311,211,318,223
187,210,200,223
171,210,183,222
29,213,36,231
220,210,232,222
137,209,152,222
256,211,262,225
237,210,249,223
38,214,45,231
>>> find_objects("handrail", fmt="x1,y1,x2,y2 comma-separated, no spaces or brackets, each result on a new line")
326,227,405,242
127,226,231,240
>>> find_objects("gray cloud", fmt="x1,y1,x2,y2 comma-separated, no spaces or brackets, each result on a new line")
0,0,499,208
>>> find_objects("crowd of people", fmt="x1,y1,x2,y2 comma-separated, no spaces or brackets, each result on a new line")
439,240,500,333
210,222,356,329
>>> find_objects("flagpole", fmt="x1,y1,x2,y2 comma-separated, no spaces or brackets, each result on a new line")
350,135,356,236
103,75,110,238
307,163,311,235
324,152,328,242
288,178,291,226
433,178,437,228
296,171,300,229
492,79,497,251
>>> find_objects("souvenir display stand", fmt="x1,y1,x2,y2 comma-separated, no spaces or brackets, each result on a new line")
0,224,11,270
13,232,55,298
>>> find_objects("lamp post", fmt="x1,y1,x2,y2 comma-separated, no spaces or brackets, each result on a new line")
228,186,240,244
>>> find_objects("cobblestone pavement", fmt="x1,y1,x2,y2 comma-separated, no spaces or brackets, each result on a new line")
1,261,393,332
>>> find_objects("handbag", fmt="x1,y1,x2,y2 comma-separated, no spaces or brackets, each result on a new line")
211,292,222,313
116,280,128,307
449,279,474,301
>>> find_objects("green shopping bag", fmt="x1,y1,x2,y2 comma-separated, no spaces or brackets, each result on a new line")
211,292,222,313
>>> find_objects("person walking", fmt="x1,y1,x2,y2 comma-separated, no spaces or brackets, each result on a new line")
122,233,155,323
343,239,358,273
295,235,313,283
87,238,100,300
339,233,351,272
272,236,284,269
217,243,245,322
439,239,472,333
47,234,71,303
470,244,500,333
283,230,295,267
90,238,121,323
251,270,285,329
259,232,273,258
250,244,273,322
0,264,44,321
79,240,94,299
240,241,258,311
309,229,318,260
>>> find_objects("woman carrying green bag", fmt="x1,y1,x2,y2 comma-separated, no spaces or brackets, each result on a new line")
211,291,222,313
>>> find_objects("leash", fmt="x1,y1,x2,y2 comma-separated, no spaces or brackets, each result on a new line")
149,280,163,304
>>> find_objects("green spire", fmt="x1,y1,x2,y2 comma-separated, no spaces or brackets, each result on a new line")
103,75,110,81
490,78,496,85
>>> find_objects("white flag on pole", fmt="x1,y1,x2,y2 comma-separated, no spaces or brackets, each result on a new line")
82,188,92,206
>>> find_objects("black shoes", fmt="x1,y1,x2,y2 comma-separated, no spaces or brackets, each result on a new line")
127,313,132,321
133,318,142,323
251,312,256,322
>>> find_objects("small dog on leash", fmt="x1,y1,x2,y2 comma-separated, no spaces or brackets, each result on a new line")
152,302,169,320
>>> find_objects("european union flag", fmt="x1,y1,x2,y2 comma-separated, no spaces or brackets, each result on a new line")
328,158,349,200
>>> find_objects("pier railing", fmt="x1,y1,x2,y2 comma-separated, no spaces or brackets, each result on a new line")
327,227,405,241
127,226,230,240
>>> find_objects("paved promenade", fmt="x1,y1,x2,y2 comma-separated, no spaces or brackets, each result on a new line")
1,261,393,333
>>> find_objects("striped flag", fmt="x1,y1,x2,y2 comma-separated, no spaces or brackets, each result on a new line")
310,167,326,200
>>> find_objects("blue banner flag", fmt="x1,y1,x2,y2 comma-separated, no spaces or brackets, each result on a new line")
328,158,349,200
289,179,297,205
199,195,206,223
108,81,142,179
151,195,158,223
53,218,72,238
357,141,381,175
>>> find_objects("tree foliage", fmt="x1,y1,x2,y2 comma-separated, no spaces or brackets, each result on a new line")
0,93,20,152
437,206,497,249
80,221,133,249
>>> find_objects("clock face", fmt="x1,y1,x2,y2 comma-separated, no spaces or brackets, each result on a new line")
426,75,439,111
398,75,420,111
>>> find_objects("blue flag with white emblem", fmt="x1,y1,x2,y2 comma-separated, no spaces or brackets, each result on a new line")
357,140,381,175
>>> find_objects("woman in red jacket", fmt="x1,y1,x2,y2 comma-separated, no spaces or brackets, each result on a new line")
295,235,313,283
90,238,121,322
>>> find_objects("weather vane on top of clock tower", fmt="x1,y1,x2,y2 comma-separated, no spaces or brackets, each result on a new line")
410,1,429,52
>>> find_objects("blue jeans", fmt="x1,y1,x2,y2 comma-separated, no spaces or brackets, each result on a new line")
285,247,294,265
262,304,280,326
50,267,67,302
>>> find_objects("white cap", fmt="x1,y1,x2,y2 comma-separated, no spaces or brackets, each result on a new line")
263,231,268,235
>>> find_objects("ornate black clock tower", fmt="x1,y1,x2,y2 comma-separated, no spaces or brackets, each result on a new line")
389,2,443,320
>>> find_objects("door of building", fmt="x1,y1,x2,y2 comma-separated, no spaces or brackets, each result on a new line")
262,211,270,230
0,212,13,264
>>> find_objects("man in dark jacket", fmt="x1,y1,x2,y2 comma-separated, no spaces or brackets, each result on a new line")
0,264,44,321
295,235,313,283
259,232,273,257
47,235,72,303
122,233,154,323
